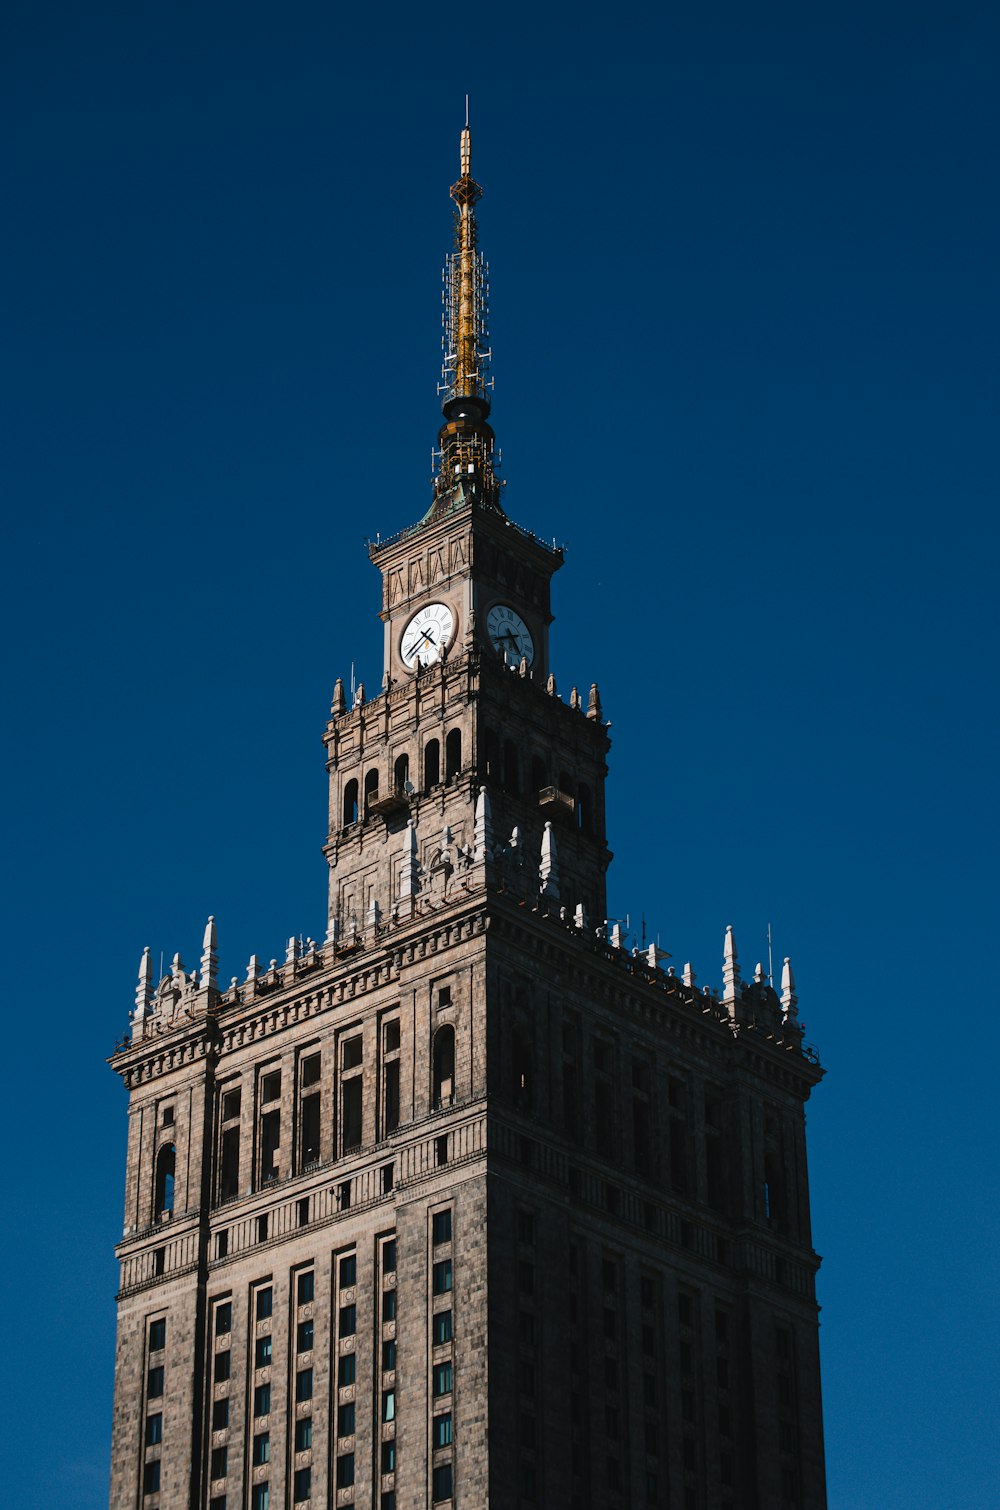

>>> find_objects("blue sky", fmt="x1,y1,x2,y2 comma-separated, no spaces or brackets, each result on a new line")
3,2,998,1505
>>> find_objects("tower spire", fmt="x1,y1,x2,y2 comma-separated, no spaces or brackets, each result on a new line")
429,115,504,520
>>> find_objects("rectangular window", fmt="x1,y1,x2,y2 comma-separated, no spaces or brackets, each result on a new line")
301,1053,321,1088
296,1368,313,1402
261,1070,281,1102
382,1289,397,1322
261,1110,280,1181
297,1270,314,1305
222,1087,241,1120
215,1302,232,1335
433,1310,453,1345
213,1352,230,1384
382,1239,396,1272
518,1260,534,1294
149,1318,166,1351
255,1336,272,1368
145,1413,163,1446
297,1319,314,1353
382,1389,396,1422
339,1303,357,1336
342,1035,363,1070
381,1441,396,1473
220,1126,240,1200
519,1311,535,1345
147,1365,165,1397
212,1398,229,1430
257,1212,269,1243
383,1339,397,1370
338,1354,356,1387
382,1495,396,1510
432,1210,452,1245
295,1417,313,1451
209,1497,227,1510
384,1059,400,1134
257,1286,273,1319
339,1253,357,1288
433,1360,453,1396
211,1445,228,1478
293,1467,312,1504
251,1487,270,1510
342,1077,362,1152
432,1463,453,1502
254,1382,271,1417
432,1259,453,1295
517,1211,536,1244
143,1460,161,1495
252,1433,270,1466
300,1094,321,1167
432,1413,453,1448
336,1454,355,1489
338,1401,356,1437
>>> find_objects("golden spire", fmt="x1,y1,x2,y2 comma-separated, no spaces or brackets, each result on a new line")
442,113,490,403
428,112,504,520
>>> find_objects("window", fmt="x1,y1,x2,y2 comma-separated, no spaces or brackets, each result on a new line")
338,1353,356,1386
209,1498,227,1510
145,1412,162,1446
382,1290,397,1322
343,777,359,826
424,738,440,791
252,1434,270,1467
211,1445,228,1478
215,1302,232,1335
519,1312,534,1345
339,1303,357,1336
518,1261,534,1294
300,1095,321,1169
295,1417,313,1451
255,1336,272,1368
257,1287,273,1319
383,1239,397,1273
381,1441,396,1473
602,1258,617,1292
338,1402,356,1436
433,1259,453,1295
220,1126,240,1201
297,1319,314,1353
384,1060,400,1135
149,1318,166,1351
384,1019,401,1053
433,1413,453,1448
261,1070,281,1102
517,1211,536,1245
213,1352,230,1384
222,1087,241,1120
212,1397,229,1430
393,752,410,792
432,1462,453,1502
383,1339,397,1370
433,1026,455,1108
261,1110,280,1182
154,1143,176,1216
445,727,462,779
433,1310,453,1345
148,1365,165,1397
336,1454,355,1489
436,1134,449,1166
382,1495,396,1510
254,1383,271,1417
296,1368,314,1402
520,1361,536,1395
340,1253,357,1287
433,1360,453,1396
297,1270,314,1305
251,1487,270,1510
432,1210,452,1245
342,1077,362,1153
257,1212,269,1242
143,1460,161,1495
364,766,379,816
381,1161,394,1194
301,1052,321,1088
297,1195,310,1227
382,1389,396,1422
293,1466,312,1503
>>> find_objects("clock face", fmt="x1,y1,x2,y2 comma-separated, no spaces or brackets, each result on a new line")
400,602,455,669
486,603,535,667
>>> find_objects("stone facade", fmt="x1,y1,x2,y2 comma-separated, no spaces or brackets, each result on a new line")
108,131,826,1510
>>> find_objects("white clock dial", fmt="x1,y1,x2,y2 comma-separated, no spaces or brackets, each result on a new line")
400,602,455,669
486,603,535,667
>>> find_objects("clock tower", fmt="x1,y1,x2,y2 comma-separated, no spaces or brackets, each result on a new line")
108,121,827,1510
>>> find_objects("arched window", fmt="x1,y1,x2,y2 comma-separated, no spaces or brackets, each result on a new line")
393,752,410,793
531,755,547,793
578,783,593,835
424,739,441,792
482,728,500,780
433,1025,456,1109
363,768,379,817
512,1030,533,1108
155,1143,176,1217
342,778,359,827
446,728,462,781
503,740,520,795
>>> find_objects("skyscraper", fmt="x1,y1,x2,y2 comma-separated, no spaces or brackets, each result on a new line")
109,122,827,1510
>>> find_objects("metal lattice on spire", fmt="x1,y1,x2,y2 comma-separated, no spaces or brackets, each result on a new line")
441,121,491,403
